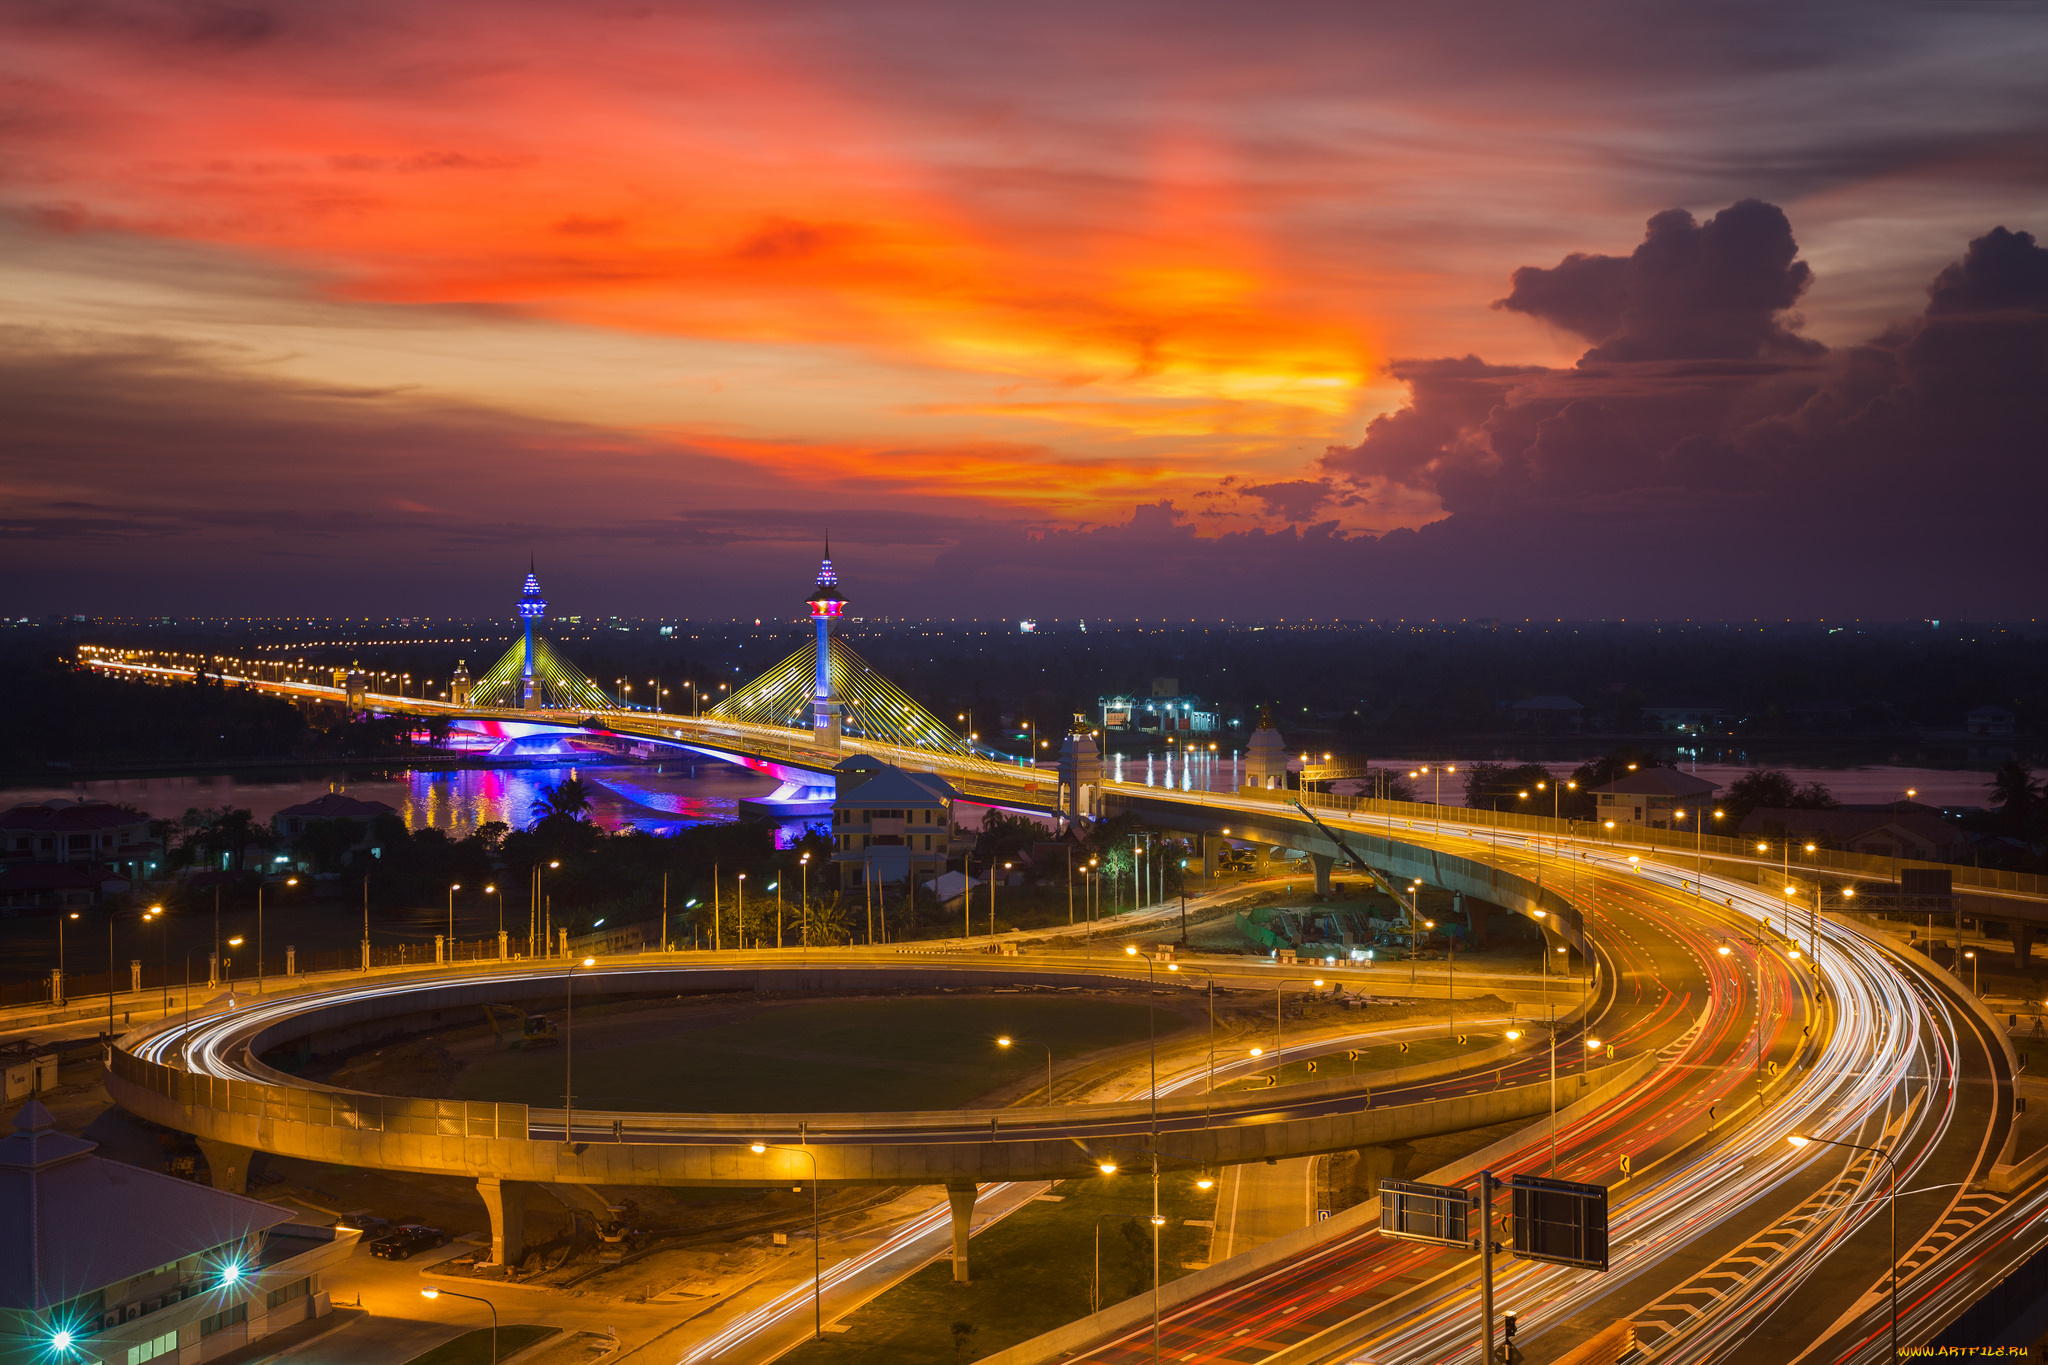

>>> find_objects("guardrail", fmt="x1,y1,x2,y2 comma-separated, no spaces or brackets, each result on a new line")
1112,780,2046,899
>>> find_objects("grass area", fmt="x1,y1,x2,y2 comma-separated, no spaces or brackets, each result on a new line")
403,1325,557,1365
781,1171,1217,1364
1214,1032,1499,1092
453,996,1173,1112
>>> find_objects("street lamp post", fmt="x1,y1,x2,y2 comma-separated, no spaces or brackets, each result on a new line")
562,956,596,1140
997,1036,1054,1101
420,1287,499,1364
446,883,462,964
1788,1132,1897,1362
799,854,811,949
749,1143,823,1339
486,883,503,956
1120,944,1179,1365
256,876,296,994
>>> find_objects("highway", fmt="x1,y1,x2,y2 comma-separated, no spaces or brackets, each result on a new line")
74,652,2046,1356
1018,836,2012,1365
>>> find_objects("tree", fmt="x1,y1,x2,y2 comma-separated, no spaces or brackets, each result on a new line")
949,1321,978,1361
294,816,364,873
1991,762,2043,834
196,807,266,873
1463,763,1560,813
1724,770,1839,828
531,777,594,825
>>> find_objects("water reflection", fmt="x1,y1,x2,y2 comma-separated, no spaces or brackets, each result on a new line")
1,761,781,837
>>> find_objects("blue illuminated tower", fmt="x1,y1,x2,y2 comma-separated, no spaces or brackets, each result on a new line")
806,541,846,750
517,559,547,711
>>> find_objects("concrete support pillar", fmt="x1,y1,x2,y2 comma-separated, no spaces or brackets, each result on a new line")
285,946,296,976
130,960,142,993
1310,853,1335,898
435,934,445,965
945,1179,977,1282
476,1177,529,1267
498,930,509,961
196,1138,254,1194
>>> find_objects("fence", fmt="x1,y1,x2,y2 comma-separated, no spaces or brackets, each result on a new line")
1113,781,2047,900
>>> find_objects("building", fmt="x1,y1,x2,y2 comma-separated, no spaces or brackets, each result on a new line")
1508,697,1583,734
1098,695,1219,735
1967,705,2017,736
1,802,158,880
1244,714,1290,791
1738,808,1969,863
270,793,397,841
1588,769,1720,830
830,759,963,886
0,1101,353,1365
1642,703,1735,736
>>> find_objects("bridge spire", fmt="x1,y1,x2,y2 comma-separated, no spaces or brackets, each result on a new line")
806,541,847,751
517,562,548,710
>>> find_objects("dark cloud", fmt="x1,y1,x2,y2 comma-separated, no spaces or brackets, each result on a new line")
1317,207,2047,617
1494,200,1823,363
1239,479,1336,522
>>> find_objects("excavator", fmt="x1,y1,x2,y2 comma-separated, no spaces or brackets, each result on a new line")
481,1003,559,1051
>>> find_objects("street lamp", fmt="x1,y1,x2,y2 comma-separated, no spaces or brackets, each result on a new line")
997,1035,1055,1101
750,1143,823,1339
446,883,462,964
1789,1132,1897,1363
485,884,503,957
256,876,296,995
799,853,811,948
420,1287,499,1364
563,956,597,1140
1965,950,1979,995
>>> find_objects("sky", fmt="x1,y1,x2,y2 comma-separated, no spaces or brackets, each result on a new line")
3,0,2045,620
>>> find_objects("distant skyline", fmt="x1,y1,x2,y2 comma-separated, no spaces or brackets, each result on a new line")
3,1,2044,618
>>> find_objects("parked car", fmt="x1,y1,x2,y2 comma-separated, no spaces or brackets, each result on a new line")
368,1224,446,1260
334,1210,390,1239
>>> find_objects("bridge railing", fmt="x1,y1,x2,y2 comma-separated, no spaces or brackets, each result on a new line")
109,1044,529,1139
1114,780,2046,900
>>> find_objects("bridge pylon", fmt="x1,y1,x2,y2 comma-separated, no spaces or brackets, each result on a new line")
806,542,847,753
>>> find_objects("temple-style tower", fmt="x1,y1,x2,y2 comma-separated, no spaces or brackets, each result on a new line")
450,659,473,708
1059,712,1103,823
1244,705,1289,790
806,542,846,751
517,560,547,711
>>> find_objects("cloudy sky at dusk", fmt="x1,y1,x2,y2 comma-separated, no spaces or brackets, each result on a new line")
4,0,2044,620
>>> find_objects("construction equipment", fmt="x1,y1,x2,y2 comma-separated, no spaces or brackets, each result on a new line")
482,1003,558,1051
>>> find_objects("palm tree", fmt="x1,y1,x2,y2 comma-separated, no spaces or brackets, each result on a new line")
1990,761,2042,832
531,776,594,825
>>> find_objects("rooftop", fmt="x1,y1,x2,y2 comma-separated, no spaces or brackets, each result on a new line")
1588,769,1720,798
0,801,151,834
272,792,398,822
0,1102,295,1312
